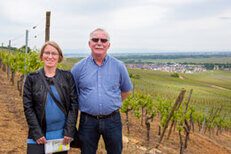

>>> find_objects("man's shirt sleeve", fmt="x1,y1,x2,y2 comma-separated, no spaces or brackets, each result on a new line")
119,63,133,92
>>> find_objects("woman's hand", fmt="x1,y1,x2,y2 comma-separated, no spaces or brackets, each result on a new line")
36,136,47,144
63,136,72,145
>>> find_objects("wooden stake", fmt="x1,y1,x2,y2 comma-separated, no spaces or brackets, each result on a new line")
45,11,51,42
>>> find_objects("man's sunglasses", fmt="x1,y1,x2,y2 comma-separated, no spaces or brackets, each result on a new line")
91,38,108,43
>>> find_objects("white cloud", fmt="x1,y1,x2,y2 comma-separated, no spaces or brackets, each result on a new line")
0,0,42,24
0,0,230,52
109,5,167,30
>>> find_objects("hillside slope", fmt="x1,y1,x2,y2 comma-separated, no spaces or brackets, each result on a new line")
0,69,231,154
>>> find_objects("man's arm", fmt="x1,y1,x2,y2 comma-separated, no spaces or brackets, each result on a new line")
121,91,131,102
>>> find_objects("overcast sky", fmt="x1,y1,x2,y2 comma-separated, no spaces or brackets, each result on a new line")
0,0,231,53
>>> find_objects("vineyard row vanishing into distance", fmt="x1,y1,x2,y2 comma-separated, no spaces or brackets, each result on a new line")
1,48,231,154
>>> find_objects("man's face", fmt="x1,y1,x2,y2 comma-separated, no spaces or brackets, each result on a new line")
89,30,110,57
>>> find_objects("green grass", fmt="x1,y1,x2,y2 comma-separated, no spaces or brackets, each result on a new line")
182,70,231,90
60,58,80,70
128,68,231,113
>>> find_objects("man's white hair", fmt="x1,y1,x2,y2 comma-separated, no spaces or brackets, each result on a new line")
89,28,110,41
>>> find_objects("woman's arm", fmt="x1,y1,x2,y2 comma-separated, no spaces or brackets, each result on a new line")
23,75,45,141
63,72,79,139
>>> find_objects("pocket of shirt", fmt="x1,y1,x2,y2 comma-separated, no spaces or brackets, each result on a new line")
79,76,95,91
104,75,120,91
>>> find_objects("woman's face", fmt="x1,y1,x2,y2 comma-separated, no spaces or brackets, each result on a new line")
42,45,60,68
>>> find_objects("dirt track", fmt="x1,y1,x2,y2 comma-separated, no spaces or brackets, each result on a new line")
0,70,27,153
0,68,231,154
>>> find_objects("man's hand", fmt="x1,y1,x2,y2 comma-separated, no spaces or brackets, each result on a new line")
63,136,72,145
36,136,47,144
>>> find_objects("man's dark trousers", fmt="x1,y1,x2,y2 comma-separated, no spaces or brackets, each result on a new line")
78,111,122,154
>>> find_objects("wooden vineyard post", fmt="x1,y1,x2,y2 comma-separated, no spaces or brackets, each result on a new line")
155,89,186,148
167,89,190,140
183,89,193,148
45,11,51,42
185,89,193,111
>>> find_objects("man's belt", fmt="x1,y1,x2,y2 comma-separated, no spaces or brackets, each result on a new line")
82,110,119,119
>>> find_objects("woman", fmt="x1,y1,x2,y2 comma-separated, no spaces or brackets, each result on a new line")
23,41,78,154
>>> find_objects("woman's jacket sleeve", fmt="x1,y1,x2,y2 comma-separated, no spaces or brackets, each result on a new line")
23,75,44,140
63,72,79,138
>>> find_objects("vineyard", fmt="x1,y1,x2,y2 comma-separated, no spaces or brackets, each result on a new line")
1,49,231,153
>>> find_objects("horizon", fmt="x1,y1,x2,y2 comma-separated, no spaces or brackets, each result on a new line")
62,50,231,58
63,48,231,55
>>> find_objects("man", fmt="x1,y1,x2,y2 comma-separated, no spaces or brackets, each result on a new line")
71,28,133,154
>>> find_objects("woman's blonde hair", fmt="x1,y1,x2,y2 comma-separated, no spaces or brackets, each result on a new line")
39,41,63,63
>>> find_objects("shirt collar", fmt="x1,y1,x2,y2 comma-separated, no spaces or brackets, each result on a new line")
89,54,109,66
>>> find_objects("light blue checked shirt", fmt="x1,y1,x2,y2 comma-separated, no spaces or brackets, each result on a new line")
71,54,133,115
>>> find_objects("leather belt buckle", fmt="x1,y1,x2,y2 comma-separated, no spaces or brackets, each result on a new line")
96,115,105,119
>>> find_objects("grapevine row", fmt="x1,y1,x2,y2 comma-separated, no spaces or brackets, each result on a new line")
120,89,231,153
0,49,42,94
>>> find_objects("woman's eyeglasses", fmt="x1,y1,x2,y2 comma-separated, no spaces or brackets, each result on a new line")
91,38,108,43
43,51,59,56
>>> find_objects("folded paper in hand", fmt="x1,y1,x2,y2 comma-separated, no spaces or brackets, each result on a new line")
45,139,70,154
